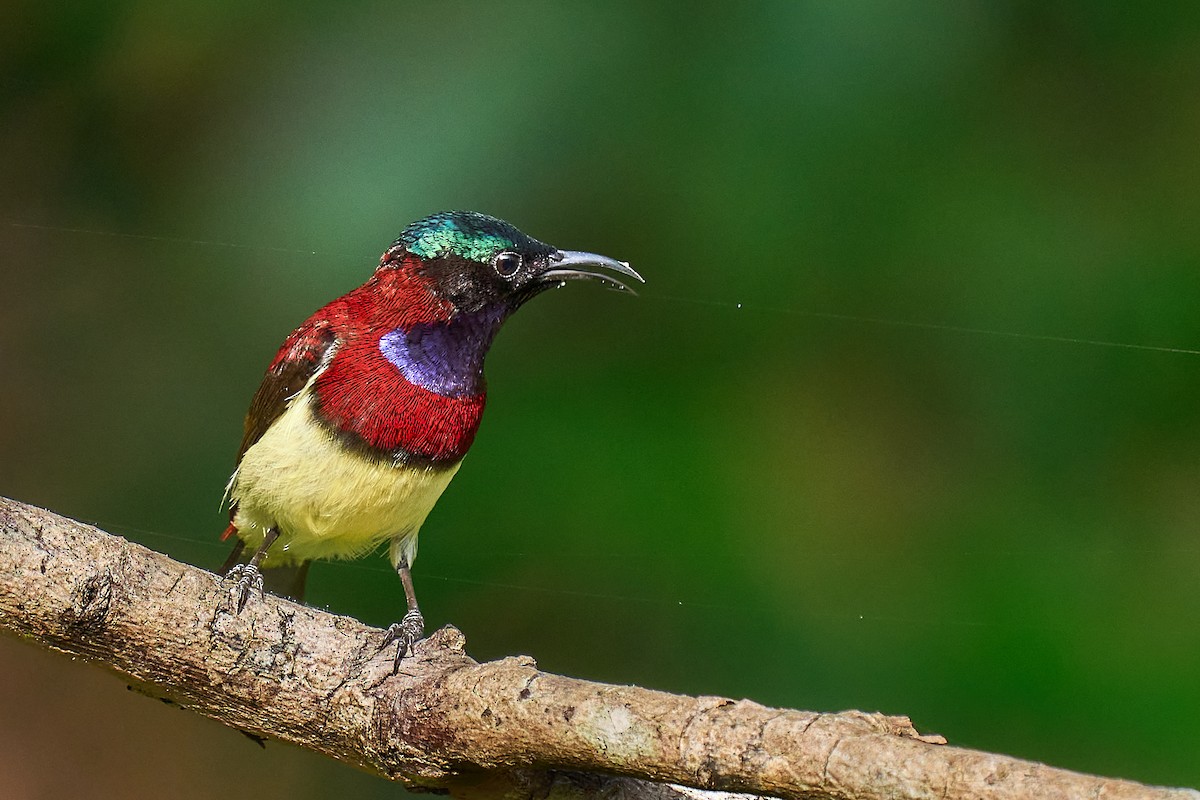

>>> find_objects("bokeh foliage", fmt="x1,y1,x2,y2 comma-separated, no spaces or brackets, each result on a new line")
3,2,1199,796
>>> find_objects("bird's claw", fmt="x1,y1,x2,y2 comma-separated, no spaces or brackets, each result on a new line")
224,563,264,613
380,609,424,672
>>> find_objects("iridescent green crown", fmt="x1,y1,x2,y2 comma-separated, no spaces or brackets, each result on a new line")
397,211,546,262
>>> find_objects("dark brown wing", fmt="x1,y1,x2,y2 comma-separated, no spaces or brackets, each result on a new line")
236,319,339,464
222,316,340,591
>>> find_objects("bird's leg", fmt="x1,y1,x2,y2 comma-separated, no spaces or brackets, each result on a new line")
380,555,424,671
225,526,279,613
219,539,246,575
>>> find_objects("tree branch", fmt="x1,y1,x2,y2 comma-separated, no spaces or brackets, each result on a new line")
0,497,1193,800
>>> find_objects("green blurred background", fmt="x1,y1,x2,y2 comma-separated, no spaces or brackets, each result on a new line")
3,2,1200,796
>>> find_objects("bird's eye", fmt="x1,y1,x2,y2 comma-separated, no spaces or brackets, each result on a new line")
492,251,523,279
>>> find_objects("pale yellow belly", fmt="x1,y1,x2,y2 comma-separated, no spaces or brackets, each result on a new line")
227,387,460,568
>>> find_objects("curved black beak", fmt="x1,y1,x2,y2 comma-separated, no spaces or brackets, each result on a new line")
539,250,645,295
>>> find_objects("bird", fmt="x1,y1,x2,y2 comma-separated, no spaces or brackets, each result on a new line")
219,210,642,667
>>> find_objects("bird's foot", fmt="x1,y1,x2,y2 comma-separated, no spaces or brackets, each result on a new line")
224,563,264,613
380,609,425,672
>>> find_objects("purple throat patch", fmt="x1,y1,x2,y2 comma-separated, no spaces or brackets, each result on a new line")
379,309,506,397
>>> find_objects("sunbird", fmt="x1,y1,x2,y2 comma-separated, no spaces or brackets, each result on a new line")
220,211,642,665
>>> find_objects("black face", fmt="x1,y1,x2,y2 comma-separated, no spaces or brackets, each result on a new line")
408,222,558,313
389,211,644,314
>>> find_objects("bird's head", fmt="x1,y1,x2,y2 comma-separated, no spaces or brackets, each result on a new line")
378,211,643,316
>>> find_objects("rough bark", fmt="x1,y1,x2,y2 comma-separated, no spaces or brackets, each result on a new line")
0,497,1193,800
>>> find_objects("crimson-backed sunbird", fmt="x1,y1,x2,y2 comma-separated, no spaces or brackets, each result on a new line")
220,211,642,666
